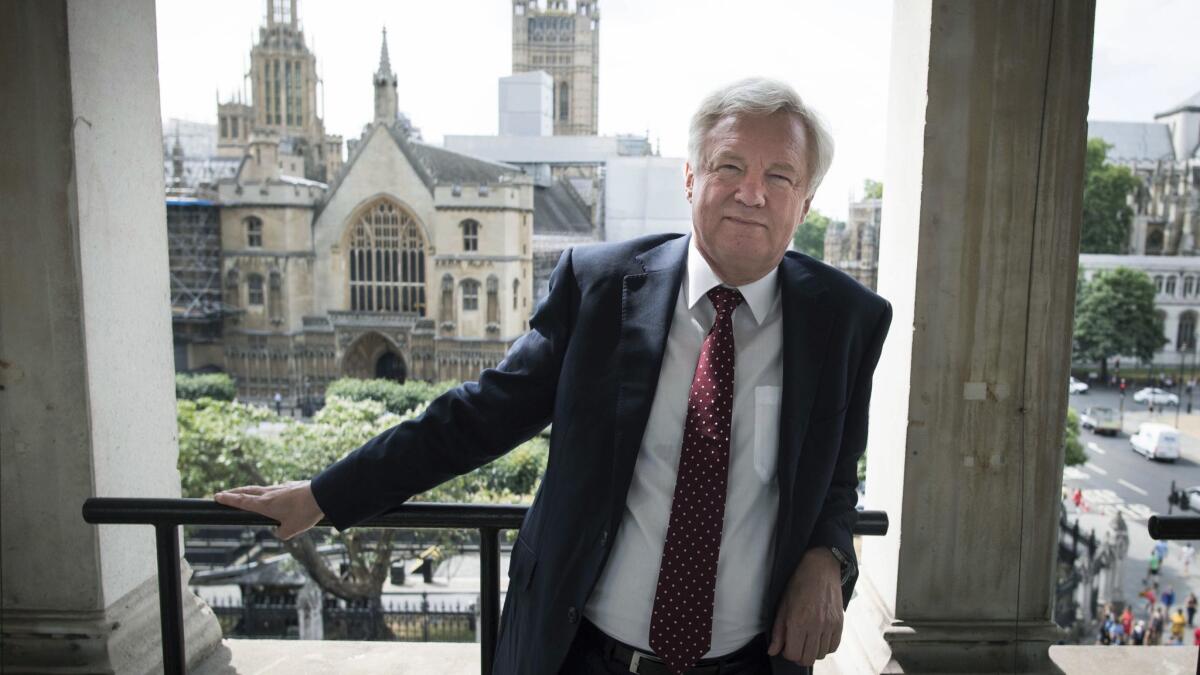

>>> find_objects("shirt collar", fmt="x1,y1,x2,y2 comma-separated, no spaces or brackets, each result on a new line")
686,236,780,326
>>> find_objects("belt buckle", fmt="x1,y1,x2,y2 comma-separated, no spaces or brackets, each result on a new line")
628,650,643,673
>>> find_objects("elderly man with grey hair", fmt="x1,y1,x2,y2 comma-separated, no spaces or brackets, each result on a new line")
217,77,892,675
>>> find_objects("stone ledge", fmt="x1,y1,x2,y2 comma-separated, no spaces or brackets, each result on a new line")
193,639,481,675
1048,645,1197,674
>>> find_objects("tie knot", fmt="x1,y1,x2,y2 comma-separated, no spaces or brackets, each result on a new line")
706,286,744,316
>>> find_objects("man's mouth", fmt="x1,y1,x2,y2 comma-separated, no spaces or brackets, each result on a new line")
724,216,767,227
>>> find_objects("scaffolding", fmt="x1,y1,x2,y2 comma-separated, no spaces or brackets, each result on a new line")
167,196,234,343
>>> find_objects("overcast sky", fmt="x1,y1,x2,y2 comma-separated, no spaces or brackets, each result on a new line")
157,0,1200,220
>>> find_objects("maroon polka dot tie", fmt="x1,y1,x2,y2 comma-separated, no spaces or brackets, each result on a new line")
649,286,743,674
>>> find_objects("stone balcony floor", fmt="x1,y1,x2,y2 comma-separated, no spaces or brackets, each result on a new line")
191,639,1198,674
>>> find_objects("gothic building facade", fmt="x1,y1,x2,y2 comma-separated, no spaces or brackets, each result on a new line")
179,16,534,406
511,0,600,136
1088,91,1200,256
823,196,882,291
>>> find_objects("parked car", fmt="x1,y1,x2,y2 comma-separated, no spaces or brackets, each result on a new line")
1069,377,1089,394
1079,406,1120,436
1130,422,1180,461
1132,387,1179,406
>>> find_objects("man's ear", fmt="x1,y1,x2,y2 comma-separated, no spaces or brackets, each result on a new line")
684,161,695,202
799,195,813,223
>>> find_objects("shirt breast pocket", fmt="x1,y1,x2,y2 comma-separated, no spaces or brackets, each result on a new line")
753,386,782,484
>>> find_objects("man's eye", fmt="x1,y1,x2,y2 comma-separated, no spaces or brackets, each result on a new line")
769,174,794,184
717,164,741,172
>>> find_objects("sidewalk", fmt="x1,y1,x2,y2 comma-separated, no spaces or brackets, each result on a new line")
1067,502,1198,637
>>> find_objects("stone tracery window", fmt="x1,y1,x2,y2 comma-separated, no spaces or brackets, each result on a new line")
461,279,480,311
247,274,264,306
461,219,480,252
246,216,263,248
1179,311,1197,351
348,199,426,314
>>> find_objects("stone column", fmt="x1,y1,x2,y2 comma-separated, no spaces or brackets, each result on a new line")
1,1,222,671
831,1,1096,672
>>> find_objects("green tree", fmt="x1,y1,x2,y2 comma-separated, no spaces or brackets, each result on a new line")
793,209,832,259
1079,139,1140,254
178,388,547,638
1072,267,1167,382
1063,408,1086,467
862,179,883,200
176,372,236,401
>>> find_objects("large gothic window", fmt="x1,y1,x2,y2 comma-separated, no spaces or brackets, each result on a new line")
559,81,570,121
349,199,426,314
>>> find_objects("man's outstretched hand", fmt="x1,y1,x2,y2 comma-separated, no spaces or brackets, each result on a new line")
767,547,845,666
214,480,325,541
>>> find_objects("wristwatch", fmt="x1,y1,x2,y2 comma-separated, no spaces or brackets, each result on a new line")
829,546,855,585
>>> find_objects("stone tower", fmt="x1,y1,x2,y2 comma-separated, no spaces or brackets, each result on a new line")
511,0,599,136
216,0,344,182
373,28,398,125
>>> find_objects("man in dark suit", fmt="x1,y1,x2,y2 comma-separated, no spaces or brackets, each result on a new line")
216,77,891,675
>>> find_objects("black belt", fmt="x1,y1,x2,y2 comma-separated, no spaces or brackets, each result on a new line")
579,619,769,675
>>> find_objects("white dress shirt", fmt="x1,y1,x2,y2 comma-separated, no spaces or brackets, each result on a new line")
584,237,784,657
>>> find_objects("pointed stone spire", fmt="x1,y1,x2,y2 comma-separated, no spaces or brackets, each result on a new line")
373,26,398,125
376,27,392,77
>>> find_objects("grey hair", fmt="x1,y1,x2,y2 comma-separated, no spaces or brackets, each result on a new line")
687,77,835,197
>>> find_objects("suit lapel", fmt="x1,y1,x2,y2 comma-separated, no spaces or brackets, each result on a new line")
609,235,689,506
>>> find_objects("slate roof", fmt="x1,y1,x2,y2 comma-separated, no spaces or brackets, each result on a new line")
1086,121,1175,162
534,178,595,236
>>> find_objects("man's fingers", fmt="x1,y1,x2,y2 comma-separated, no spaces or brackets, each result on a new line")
767,611,786,656
220,485,269,496
784,625,808,664
816,630,832,662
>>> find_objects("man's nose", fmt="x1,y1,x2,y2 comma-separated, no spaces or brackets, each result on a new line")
734,173,766,208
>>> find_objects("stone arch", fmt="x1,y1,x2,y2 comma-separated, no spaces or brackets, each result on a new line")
341,331,407,382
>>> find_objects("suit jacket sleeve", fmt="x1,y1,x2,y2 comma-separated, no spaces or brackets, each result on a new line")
805,299,893,587
309,249,578,530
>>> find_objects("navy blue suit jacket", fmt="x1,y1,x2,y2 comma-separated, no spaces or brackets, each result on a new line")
311,233,892,674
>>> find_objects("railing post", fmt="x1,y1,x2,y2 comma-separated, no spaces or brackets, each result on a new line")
155,523,186,675
479,526,500,675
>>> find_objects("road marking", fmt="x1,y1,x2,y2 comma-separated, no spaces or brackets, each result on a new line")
1083,488,1121,505
1117,479,1149,496
1085,462,1108,476
1063,466,1090,481
1118,503,1157,522
1087,442,1106,455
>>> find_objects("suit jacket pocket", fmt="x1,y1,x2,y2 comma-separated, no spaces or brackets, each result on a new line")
754,386,782,483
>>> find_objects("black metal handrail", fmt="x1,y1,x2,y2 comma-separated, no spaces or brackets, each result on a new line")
82,498,889,674
1148,515,1200,540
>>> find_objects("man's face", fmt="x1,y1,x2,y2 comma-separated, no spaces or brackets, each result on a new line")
685,112,813,285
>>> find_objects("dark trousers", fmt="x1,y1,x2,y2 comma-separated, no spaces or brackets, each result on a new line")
558,619,771,675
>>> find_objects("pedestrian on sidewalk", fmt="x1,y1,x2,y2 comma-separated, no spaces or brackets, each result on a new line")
1131,619,1146,645
1150,606,1166,645
1155,539,1169,563
1162,585,1176,613
1149,551,1162,579
1182,542,1195,576
1193,625,1200,646
1170,609,1187,645
1140,584,1158,614
1186,592,1197,626
1120,605,1133,637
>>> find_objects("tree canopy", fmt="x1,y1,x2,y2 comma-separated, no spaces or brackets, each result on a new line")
178,384,548,635
1079,138,1140,254
1072,267,1166,379
862,179,883,200
793,208,836,260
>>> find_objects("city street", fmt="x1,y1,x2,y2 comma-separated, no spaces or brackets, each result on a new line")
1066,386,1200,520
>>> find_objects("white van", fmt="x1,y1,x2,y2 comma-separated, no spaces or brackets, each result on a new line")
1130,422,1181,462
